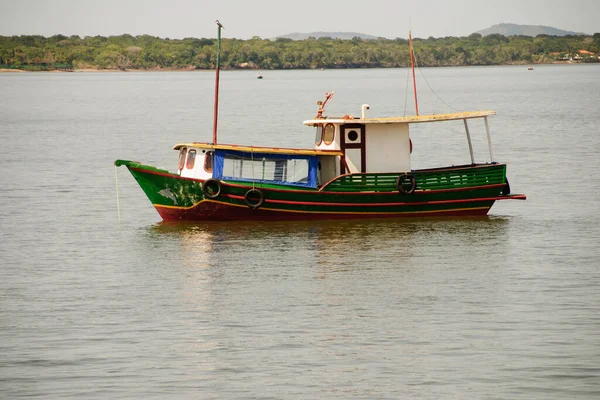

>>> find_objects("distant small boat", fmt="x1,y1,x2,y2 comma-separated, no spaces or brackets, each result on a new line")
528,67,534,70
257,73,263,79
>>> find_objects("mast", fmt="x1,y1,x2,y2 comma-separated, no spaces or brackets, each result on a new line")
212,20,224,144
409,30,419,116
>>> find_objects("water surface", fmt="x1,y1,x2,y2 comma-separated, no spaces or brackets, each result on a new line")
1,65,599,399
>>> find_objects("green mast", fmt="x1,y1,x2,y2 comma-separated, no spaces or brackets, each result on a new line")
212,20,224,144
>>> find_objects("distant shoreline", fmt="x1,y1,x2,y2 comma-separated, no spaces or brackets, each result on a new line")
0,61,590,73
0,66,201,73
3,33,597,72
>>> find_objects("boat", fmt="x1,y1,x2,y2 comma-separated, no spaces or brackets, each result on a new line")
528,66,534,70
115,24,526,221
257,72,263,79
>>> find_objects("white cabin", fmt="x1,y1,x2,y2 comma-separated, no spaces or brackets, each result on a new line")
176,147,214,180
304,109,497,179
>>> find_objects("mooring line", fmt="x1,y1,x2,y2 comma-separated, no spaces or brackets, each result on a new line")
115,165,121,224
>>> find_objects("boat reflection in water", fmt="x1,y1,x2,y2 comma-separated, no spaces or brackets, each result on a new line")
145,217,512,362
150,216,511,274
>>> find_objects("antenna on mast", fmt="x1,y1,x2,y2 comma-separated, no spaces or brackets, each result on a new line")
212,20,224,144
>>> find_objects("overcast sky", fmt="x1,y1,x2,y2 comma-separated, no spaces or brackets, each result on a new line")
0,0,598,39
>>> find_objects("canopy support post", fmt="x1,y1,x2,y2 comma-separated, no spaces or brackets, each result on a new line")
484,116,495,162
463,119,475,164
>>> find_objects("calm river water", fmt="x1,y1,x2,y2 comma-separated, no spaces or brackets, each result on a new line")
1,65,599,399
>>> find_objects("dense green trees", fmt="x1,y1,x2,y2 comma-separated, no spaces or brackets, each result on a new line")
0,32,598,71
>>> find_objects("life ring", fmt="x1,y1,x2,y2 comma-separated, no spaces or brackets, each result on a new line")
244,188,264,209
396,173,416,195
202,178,222,199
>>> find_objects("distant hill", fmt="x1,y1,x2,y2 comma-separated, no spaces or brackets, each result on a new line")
277,25,588,41
276,31,380,40
475,23,585,37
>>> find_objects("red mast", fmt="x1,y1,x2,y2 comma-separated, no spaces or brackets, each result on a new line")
409,30,419,116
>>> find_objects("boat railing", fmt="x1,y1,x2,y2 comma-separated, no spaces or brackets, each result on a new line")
320,164,506,192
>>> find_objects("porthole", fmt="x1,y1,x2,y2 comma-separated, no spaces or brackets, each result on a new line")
323,123,335,145
347,130,359,142
315,125,323,145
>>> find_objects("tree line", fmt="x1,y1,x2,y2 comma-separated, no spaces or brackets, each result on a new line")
1,32,599,71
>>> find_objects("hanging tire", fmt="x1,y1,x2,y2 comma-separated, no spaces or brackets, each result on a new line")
502,179,511,195
396,173,416,195
244,188,264,209
202,178,222,199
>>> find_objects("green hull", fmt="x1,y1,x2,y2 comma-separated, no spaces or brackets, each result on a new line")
116,160,525,221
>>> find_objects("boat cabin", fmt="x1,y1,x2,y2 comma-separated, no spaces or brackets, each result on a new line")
173,143,342,189
173,109,496,189
303,108,497,176
306,114,412,175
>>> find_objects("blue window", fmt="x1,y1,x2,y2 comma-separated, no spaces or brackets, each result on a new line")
213,150,318,188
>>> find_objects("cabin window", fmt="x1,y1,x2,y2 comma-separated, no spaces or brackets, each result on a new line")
213,150,319,188
178,148,187,170
315,125,323,145
186,149,196,169
323,123,335,145
222,155,309,183
204,151,214,172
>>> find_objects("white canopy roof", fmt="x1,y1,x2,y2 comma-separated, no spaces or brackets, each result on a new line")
303,110,496,126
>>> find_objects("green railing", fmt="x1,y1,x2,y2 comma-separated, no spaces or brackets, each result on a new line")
417,164,506,190
322,173,398,192
322,164,506,192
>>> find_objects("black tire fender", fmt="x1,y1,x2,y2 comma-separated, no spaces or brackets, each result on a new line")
244,188,264,209
396,173,416,195
202,178,222,199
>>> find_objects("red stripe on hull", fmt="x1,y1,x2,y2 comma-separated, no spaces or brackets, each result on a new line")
225,193,523,207
155,201,492,221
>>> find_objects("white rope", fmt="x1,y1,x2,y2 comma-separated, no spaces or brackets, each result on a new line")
115,165,121,223
251,147,255,190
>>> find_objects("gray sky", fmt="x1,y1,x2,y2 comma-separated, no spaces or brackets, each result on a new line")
0,0,597,39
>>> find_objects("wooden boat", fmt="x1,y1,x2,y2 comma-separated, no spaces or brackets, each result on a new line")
115,24,526,221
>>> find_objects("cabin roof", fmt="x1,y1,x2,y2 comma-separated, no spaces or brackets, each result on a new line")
303,110,496,126
173,142,344,157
